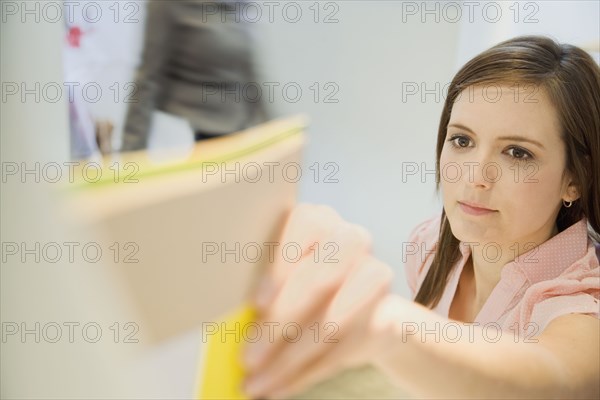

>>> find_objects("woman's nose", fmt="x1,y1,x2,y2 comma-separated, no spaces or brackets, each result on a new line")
463,157,499,189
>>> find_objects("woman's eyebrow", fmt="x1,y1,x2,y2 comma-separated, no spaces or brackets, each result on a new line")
496,135,545,150
447,123,475,133
447,123,545,150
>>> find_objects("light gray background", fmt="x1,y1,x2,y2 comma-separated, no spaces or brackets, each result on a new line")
2,1,598,398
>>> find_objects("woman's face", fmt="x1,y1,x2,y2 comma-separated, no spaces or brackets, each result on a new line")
439,84,579,249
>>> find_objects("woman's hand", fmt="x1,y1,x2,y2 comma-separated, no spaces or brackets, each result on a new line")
242,204,394,399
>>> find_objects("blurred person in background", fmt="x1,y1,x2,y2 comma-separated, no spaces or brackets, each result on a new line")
121,0,268,152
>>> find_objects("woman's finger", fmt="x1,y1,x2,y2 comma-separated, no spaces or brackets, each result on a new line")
267,222,372,321
252,204,344,309
244,225,372,371
325,255,394,327
246,290,391,400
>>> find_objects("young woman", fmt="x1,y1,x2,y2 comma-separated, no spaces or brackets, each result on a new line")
242,36,600,399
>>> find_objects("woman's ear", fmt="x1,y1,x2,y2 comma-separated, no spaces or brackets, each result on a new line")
560,166,582,202
563,179,581,203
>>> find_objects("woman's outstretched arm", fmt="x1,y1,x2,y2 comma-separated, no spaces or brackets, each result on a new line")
242,204,599,399
371,295,600,399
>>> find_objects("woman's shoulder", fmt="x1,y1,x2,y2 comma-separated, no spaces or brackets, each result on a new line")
404,214,442,299
509,237,600,335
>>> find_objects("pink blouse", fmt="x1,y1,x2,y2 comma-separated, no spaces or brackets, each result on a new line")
405,215,600,337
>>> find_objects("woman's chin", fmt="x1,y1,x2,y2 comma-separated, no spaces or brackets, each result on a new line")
447,217,501,245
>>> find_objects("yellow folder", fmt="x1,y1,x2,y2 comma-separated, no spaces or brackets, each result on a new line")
196,304,256,399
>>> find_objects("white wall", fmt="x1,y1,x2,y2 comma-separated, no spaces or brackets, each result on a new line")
252,1,459,294
455,0,600,67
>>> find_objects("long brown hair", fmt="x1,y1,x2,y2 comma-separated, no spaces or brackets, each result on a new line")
414,35,600,308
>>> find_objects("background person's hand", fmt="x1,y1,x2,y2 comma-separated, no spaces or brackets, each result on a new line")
243,204,394,399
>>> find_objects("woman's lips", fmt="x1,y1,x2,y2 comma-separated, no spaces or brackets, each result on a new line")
458,202,498,216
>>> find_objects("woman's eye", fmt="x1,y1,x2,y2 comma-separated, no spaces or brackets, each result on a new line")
506,147,533,160
448,135,471,148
